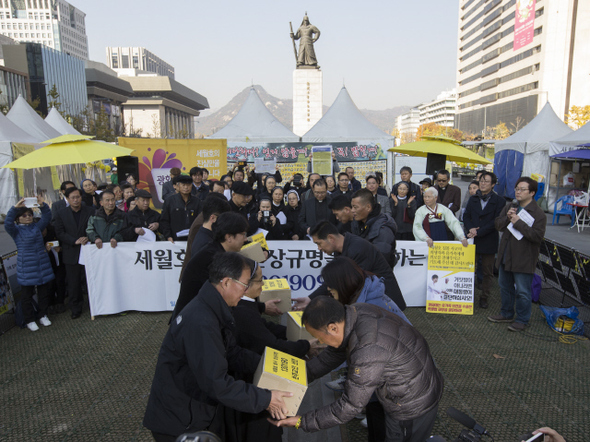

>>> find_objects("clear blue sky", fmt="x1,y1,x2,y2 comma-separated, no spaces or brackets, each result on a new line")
82,0,459,111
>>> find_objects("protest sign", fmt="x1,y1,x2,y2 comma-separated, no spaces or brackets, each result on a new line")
426,242,476,315
311,146,333,175
254,157,276,174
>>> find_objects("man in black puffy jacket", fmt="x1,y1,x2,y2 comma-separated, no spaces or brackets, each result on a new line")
271,296,443,442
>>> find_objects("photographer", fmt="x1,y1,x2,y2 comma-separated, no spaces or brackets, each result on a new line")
283,172,307,198
249,197,284,240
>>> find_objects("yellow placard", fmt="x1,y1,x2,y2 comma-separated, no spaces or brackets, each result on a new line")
426,242,476,315
262,278,290,291
288,311,304,327
249,232,268,250
263,347,307,386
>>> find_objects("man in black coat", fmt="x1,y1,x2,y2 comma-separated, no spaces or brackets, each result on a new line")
53,187,95,319
144,253,291,442
126,189,161,240
463,172,506,309
299,179,336,236
51,180,76,222
292,222,406,311
160,175,202,242
189,166,210,201
172,212,250,320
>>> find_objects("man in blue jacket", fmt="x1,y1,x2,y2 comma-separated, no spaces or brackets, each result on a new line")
143,253,291,441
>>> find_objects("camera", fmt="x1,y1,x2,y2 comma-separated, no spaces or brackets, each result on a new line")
294,176,302,185
262,210,271,225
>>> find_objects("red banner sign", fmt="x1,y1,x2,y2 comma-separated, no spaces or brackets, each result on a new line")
514,0,536,50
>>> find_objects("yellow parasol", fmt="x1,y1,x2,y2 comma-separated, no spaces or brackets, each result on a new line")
3,135,134,169
388,136,492,165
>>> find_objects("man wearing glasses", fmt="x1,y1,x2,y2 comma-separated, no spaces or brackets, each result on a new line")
434,170,461,216
144,253,292,441
488,177,546,332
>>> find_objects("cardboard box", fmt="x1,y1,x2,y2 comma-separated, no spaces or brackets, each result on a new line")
259,278,292,313
239,242,266,262
286,311,315,342
253,347,308,417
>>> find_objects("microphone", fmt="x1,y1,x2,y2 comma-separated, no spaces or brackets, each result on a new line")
510,199,519,210
446,407,489,436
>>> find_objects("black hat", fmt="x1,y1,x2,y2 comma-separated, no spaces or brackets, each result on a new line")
175,174,193,184
419,178,433,186
135,189,152,199
231,181,254,196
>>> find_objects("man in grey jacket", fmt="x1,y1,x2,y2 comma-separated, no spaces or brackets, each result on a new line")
271,296,442,441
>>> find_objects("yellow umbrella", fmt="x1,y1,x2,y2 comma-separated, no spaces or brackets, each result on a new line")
388,135,492,165
2,138,134,170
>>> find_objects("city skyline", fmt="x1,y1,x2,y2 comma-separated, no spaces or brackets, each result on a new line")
82,0,459,112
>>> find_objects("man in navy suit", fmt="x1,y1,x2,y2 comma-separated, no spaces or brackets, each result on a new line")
463,172,506,309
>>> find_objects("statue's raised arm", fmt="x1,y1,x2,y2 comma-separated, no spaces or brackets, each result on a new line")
291,14,320,68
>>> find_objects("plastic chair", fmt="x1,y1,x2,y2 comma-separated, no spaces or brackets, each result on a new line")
552,194,575,226
534,182,545,201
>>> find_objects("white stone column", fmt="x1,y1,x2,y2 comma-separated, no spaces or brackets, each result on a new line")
292,68,323,137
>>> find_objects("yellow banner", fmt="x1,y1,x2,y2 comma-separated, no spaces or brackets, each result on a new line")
263,347,307,386
426,242,476,315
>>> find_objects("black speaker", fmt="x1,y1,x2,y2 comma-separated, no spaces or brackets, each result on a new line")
116,156,139,185
426,153,447,177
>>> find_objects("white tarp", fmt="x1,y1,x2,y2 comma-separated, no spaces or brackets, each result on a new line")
208,87,300,143
82,240,431,317
6,96,61,142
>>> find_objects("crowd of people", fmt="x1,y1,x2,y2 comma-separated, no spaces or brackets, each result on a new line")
5,158,552,442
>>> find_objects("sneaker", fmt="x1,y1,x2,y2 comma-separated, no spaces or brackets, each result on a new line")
508,322,527,332
360,418,367,428
39,316,52,327
487,314,513,323
325,375,346,392
26,322,39,332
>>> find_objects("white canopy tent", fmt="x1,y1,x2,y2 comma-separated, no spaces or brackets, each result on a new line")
549,120,590,155
302,86,394,145
45,107,81,136
494,102,572,203
6,96,61,141
208,87,300,143
0,112,39,216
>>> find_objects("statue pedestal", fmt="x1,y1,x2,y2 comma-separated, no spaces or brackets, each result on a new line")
292,68,323,137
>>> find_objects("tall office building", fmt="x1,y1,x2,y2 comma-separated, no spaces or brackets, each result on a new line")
106,47,175,80
0,0,88,60
455,0,590,135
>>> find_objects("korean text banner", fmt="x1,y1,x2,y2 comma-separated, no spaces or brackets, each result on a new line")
82,240,431,317
426,242,476,315
514,0,536,50
118,137,227,208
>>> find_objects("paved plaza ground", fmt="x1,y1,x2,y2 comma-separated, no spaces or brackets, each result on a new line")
1,278,588,442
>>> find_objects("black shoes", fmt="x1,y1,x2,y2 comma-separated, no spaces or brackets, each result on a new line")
71,312,81,319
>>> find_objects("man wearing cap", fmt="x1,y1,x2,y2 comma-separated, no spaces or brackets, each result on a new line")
160,175,202,242
229,181,254,222
128,189,161,240
391,166,423,208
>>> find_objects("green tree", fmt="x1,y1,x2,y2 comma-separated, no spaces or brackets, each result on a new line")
47,84,62,113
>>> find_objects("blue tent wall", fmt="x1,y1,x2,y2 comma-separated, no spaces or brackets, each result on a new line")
494,150,524,199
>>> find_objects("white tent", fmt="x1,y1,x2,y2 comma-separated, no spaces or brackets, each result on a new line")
45,108,81,135
302,86,394,145
6,96,61,141
549,120,590,155
494,102,572,200
0,112,39,216
208,87,299,143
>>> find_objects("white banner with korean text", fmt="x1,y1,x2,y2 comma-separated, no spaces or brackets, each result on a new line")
82,240,430,317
